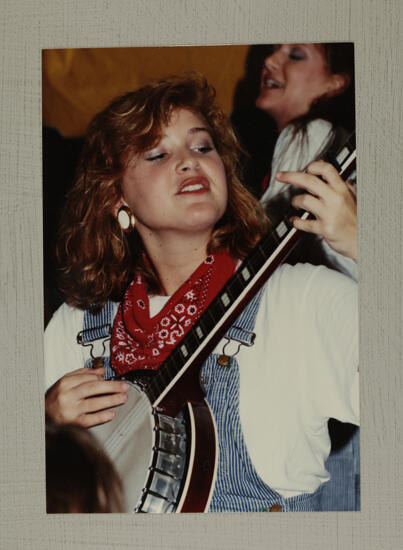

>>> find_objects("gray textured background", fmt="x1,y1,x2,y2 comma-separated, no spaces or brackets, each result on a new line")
1,0,402,548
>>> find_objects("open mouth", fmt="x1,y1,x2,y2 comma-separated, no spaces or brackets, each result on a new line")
263,77,284,89
181,183,204,192
178,177,209,194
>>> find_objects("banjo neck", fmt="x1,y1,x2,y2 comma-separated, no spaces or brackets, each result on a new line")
142,132,357,413
95,132,357,514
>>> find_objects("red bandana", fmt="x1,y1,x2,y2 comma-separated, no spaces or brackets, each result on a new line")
110,252,237,375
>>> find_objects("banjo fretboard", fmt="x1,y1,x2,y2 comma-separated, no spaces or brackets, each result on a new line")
146,132,356,407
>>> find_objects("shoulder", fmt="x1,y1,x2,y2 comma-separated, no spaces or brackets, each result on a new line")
44,301,119,390
277,119,332,146
305,118,333,138
288,119,333,157
267,261,355,290
46,301,120,334
44,303,86,390
263,262,357,315
304,119,333,154
45,302,85,337
283,119,333,152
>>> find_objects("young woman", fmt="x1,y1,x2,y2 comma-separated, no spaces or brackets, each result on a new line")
256,43,357,279
45,74,358,512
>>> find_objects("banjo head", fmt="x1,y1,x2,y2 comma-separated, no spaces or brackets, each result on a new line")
90,381,188,513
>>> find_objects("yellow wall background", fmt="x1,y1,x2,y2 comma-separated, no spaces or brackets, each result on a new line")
42,45,250,137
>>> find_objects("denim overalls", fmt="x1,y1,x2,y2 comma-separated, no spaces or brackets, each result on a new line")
80,290,359,511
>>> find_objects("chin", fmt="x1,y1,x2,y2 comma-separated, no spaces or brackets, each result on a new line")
184,208,224,233
256,94,274,114
255,94,265,110
189,201,225,222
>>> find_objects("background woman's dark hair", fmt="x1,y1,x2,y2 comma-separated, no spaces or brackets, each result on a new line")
293,42,355,133
46,420,125,513
230,42,355,197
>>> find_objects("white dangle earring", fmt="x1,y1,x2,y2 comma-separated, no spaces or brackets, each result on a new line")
117,205,136,233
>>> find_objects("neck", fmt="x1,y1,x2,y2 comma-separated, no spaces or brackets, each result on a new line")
276,116,291,132
142,231,211,296
273,110,304,132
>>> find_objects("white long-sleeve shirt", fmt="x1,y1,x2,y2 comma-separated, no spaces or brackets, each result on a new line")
45,262,358,498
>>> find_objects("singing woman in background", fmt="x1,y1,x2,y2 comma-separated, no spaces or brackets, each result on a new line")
254,42,359,511
45,74,358,512
256,42,357,280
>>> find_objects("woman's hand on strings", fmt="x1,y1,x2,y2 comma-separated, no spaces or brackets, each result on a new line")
45,367,129,428
276,160,357,261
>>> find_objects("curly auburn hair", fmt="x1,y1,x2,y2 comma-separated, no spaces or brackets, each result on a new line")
56,73,270,311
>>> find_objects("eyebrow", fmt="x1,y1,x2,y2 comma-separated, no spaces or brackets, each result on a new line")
188,126,210,135
160,126,211,140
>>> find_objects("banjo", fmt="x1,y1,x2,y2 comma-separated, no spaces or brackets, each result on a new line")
89,134,357,513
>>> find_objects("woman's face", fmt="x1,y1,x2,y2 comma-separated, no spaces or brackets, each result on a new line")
256,43,337,130
119,108,228,244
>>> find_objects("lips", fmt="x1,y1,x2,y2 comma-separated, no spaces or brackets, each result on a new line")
264,78,284,89
177,176,210,194
261,70,284,90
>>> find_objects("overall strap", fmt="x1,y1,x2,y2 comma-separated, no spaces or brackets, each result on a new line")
216,287,264,367
228,286,264,335
77,301,117,379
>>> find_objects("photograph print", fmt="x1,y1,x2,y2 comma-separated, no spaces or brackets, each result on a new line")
42,43,359,513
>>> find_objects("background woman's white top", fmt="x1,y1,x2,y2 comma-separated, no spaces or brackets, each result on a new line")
260,119,358,281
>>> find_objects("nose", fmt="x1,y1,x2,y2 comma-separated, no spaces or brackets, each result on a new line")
263,50,280,72
176,152,200,173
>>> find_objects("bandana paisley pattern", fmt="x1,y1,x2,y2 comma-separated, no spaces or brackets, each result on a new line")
111,252,236,375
